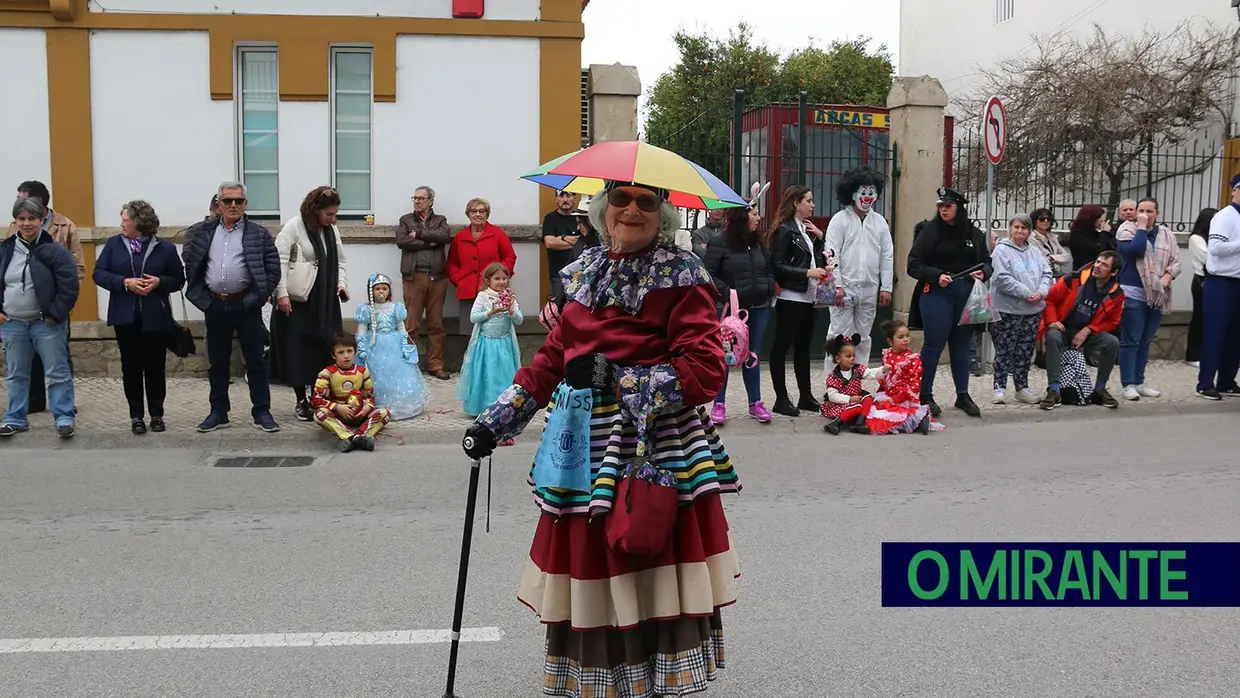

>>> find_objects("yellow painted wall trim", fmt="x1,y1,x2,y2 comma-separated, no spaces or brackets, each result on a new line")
48,0,73,20
538,37,583,304
45,27,98,320
209,30,396,102
542,0,585,23
1220,139,1240,209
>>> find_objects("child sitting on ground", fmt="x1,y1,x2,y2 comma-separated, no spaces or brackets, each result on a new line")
311,332,391,452
821,333,886,435
865,320,941,435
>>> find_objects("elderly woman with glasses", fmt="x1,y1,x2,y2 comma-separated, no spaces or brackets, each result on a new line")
0,197,80,438
446,197,516,335
461,181,741,698
1028,208,1072,278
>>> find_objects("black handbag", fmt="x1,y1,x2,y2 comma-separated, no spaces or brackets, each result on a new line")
166,293,196,357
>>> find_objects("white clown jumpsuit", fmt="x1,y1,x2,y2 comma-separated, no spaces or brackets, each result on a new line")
824,206,894,373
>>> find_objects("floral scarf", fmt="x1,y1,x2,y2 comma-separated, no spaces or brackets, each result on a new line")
1115,222,1181,310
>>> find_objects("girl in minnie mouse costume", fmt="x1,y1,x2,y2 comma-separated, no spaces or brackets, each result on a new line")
821,333,886,434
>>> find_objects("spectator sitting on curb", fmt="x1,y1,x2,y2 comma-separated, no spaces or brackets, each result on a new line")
1037,250,1124,411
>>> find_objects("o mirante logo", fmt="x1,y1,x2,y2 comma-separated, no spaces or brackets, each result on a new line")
881,543,1240,607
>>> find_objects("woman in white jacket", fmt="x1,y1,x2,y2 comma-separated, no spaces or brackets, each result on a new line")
270,186,350,421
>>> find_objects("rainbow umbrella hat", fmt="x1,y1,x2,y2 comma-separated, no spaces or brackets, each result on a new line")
520,141,747,210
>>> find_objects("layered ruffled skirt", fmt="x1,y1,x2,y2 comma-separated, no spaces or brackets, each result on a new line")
520,398,741,697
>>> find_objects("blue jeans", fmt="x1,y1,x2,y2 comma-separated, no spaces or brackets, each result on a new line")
1119,300,1162,387
918,279,974,400
2,319,75,428
715,304,770,405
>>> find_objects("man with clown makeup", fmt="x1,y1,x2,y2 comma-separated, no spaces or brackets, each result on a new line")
823,166,894,373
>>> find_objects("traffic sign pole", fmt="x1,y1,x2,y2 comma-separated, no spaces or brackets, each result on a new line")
980,96,1007,372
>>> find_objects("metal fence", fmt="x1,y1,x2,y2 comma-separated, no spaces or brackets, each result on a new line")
648,92,896,233
951,139,1229,232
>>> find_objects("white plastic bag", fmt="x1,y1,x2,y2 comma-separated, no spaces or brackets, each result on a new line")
959,279,997,325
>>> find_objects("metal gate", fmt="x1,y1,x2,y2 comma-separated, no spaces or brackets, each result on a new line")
649,91,899,360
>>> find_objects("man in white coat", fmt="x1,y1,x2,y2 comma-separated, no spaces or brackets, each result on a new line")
824,166,893,373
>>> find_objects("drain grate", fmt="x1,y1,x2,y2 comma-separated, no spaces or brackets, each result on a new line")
213,456,315,468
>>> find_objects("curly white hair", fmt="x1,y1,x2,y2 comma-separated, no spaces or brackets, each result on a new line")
586,188,682,248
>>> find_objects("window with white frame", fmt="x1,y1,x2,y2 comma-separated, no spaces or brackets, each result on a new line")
994,0,1014,24
331,47,374,214
236,47,280,215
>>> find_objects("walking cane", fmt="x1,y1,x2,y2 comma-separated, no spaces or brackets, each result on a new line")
442,444,485,698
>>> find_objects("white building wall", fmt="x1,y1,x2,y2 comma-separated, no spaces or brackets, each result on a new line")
899,0,1237,104
0,29,52,195
91,31,234,226
276,101,332,220
372,35,540,228
86,0,541,21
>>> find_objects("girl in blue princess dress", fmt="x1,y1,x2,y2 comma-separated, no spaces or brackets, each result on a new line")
458,262,523,420
355,274,428,420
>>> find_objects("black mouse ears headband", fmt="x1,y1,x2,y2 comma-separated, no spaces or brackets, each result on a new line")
834,333,863,347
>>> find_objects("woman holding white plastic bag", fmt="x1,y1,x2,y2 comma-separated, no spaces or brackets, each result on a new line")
988,213,1052,404
906,187,991,418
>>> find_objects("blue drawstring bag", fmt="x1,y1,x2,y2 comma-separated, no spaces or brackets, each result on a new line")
532,383,594,493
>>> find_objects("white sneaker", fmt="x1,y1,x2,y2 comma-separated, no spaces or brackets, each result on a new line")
1122,386,1141,401
1187,361,1200,369
1014,388,1039,404
1137,384,1161,398
992,389,1006,404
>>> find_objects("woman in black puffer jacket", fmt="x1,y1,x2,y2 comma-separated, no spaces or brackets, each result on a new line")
704,201,776,425
765,185,830,417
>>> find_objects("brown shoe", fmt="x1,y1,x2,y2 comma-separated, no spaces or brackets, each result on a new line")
431,370,451,381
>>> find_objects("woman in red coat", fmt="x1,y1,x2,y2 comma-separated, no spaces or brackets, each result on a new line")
462,180,740,698
446,197,517,334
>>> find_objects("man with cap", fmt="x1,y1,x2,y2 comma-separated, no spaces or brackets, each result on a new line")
1196,173,1240,399
906,186,991,417
541,189,582,303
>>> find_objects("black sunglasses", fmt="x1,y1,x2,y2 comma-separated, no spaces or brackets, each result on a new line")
220,197,246,206
606,188,663,212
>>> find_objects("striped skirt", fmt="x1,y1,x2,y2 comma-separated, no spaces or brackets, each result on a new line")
520,396,741,697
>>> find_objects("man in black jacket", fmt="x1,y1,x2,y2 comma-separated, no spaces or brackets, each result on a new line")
182,182,282,433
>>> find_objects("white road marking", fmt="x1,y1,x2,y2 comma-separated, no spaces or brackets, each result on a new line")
0,627,503,653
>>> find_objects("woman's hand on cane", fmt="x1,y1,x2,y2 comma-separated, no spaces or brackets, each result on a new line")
463,423,498,460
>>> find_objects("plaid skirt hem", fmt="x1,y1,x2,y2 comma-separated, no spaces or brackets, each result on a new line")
541,614,726,698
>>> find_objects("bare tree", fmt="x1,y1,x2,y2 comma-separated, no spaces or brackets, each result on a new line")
955,22,1239,216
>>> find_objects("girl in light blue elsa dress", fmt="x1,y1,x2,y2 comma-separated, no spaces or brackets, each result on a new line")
457,262,523,418
355,274,428,420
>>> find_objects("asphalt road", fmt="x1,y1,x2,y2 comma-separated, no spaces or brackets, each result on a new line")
2,410,1239,696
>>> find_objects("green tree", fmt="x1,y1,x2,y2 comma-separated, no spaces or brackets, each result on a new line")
643,24,894,179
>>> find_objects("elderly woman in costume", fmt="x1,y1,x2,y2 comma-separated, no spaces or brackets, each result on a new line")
354,273,428,420
824,166,894,374
461,180,741,698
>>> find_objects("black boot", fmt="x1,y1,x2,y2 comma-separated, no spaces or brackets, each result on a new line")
823,418,843,435
772,396,799,417
338,437,355,453
849,415,870,435
797,394,821,412
922,396,942,418
917,414,932,435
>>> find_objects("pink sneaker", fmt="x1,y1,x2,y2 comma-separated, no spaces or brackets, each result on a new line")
710,402,726,426
748,400,772,423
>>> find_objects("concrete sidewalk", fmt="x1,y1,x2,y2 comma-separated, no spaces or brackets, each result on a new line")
0,359,1234,450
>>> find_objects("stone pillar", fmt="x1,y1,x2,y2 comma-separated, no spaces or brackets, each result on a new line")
587,63,641,142
886,76,949,320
